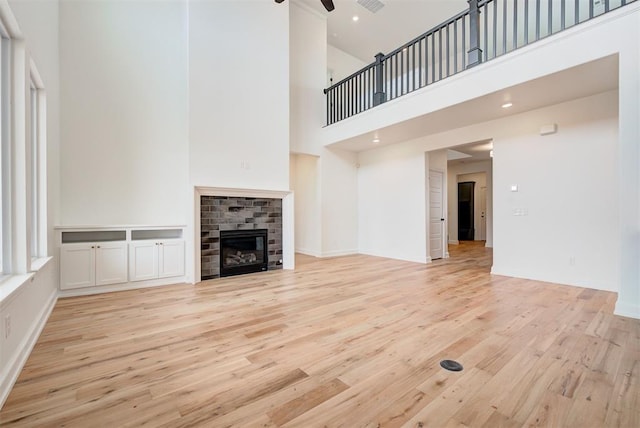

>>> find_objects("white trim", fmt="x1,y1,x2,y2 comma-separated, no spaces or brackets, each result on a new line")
58,276,188,298
0,285,56,409
614,301,640,320
296,249,322,258
194,186,290,200
0,1,21,39
319,249,358,258
54,224,187,231
448,239,460,245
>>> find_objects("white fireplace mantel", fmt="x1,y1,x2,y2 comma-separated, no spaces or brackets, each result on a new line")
193,186,295,283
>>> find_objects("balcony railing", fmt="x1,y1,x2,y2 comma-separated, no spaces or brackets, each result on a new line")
324,0,636,125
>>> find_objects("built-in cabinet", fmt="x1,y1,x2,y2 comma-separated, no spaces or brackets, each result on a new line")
57,226,186,294
129,240,185,282
60,242,128,290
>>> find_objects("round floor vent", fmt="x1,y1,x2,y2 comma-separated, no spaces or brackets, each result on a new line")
440,359,463,371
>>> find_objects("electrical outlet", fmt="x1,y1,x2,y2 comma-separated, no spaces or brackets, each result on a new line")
4,315,10,339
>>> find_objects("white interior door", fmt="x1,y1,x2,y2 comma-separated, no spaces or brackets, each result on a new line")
429,170,445,260
479,186,487,241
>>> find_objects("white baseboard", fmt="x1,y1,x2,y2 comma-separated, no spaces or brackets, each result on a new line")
615,300,640,319
0,289,57,409
320,249,358,258
295,248,322,258
448,240,459,245
59,276,189,298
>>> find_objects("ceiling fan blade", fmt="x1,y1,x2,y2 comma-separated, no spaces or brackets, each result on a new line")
320,0,335,12
274,0,334,12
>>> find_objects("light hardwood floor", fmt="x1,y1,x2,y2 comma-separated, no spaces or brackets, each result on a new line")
1,242,638,427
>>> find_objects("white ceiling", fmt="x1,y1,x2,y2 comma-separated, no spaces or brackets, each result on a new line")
298,0,468,62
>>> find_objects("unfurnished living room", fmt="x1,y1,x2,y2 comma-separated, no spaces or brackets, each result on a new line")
0,0,638,426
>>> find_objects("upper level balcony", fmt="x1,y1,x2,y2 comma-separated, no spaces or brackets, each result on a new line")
316,0,637,152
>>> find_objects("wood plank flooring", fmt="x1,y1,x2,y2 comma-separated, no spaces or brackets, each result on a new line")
1,242,638,427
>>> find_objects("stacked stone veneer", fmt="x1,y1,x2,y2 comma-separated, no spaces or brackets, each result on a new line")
200,196,283,280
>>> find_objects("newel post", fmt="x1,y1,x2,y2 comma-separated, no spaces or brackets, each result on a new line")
373,52,386,106
467,0,483,68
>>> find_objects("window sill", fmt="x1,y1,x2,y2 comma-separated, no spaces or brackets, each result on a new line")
31,256,51,272
0,256,53,305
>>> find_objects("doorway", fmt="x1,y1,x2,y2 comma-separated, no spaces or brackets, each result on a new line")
458,181,475,241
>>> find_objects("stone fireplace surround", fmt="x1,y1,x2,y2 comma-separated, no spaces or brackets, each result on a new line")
194,187,294,282
201,196,282,279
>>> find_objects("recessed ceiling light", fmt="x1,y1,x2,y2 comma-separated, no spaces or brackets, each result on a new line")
372,138,380,144
502,102,513,109
352,15,359,22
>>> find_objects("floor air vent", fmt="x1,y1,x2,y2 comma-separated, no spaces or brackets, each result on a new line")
357,0,385,14
440,360,463,372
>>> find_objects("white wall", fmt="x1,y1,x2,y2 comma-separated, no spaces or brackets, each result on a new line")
59,1,189,225
320,147,358,256
290,153,321,256
327,44,367,85
189,0,289,191
358,144,427,263
0,261,57,408
492,92,619,292
329,6,639,317
290,3,325,156
1,0,59,408
357,90,617,291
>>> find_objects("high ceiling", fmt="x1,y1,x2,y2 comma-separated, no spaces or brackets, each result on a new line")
298,0,468,62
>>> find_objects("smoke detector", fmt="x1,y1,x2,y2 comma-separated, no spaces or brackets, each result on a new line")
357,0,385,14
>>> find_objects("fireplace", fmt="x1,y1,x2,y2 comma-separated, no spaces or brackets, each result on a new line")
200,195,283,280
219,229,268,277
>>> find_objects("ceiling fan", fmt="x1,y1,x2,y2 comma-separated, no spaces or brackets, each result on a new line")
275,0,335,12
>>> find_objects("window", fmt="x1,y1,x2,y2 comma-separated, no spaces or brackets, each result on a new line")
28,63,46,264
0,28,8,274
29,83,38,259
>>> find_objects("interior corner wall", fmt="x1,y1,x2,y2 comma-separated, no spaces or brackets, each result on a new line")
189,1,289,191
492,91,619,292
290,3,326,156
358,144,427,263
290,153,321,256
320,147,358,257
614,13,640,318
59,1,189,225
327,45,368,84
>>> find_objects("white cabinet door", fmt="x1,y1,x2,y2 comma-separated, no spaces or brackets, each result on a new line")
129,241,159,282
95,242,128,286
158,240,185,279
60,244,96,290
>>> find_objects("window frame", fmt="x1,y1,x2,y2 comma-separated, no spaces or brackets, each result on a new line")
27,60,46,267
